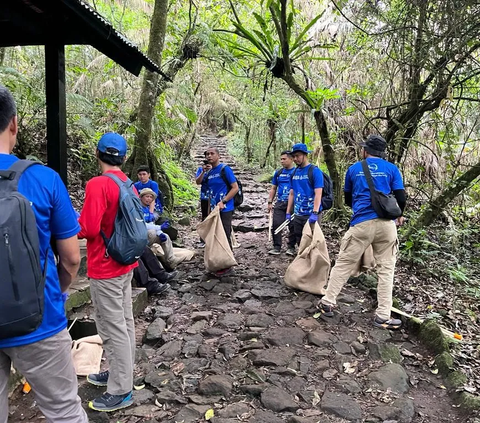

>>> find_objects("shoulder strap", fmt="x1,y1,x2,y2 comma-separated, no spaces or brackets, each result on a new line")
0,160,41,191
220,164,231,188
308,164,315,186
274,168,282,180
103,172,132,189
290,167,298,181
361,160,378,200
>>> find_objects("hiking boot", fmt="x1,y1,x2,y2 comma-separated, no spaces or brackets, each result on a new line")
268,248,281,255
88,391,133,412
149,282,171,295
319,302,334,318
215,267,233,277
87,370,109,387
286,247,296,256
373,316,402,330
165,270,178,283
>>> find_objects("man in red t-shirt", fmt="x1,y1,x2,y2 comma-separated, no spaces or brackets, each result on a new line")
78,133,138,412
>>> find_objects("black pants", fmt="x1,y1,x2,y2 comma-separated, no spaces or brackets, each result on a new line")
200,199,209,221
220,210,234,250
272,201,296,250
292,214,309,246
133,247,168,293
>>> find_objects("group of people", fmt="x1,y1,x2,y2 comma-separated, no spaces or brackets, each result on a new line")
0,81,406,422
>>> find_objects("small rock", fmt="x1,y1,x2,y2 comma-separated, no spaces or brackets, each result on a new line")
251,288,280,299
321,390,362,421
217,313,244,330
292,300,313,309
218,402,251,418
368,341,403,363
323,369,338,380
333,341,352,355
198,375,233,397
178,216,190,226
334,376,361,394
261,386,299,412
192,311,213,321
133,389,155,405
265,327,305,346
157,340,182,359
153,306,174,319
250,347,296,367
296,317,322,331
203,328,227,337
246,313,275,328
199,279,218,291
308,330,336,347
351,341,366,354
368,363,409,394
155,390,188,404
145,318,166,343
250,410,282,423
234,289,252,302
337,294,356,304
186,320,207,334
239,383,269,396
174,404,210,423
188,394,222,404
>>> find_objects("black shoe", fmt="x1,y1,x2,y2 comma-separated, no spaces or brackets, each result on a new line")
268,248,281,255
88,391,133,412
373,316,402,330
87,370,109,387
319,302,334,318
150,282,171,295
165,270,179,283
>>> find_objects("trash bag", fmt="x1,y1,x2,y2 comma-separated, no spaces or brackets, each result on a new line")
197,206,238,272
351,245,375,277
284,222,330,295
71,335,103,376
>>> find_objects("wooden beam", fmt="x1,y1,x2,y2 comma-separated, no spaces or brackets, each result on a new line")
45,43,68,186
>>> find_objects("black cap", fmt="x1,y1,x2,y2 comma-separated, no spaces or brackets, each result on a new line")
359,134,387,158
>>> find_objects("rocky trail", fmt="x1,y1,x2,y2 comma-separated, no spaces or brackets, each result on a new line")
9,134,473,423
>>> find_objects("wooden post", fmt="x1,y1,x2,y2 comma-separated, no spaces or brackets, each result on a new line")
45,43,68,186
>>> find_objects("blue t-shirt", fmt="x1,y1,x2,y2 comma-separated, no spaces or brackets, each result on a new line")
272,167,295,202
206,164,236,213
142,205,155,223
134,180,163,213
0,155,80,348
291,164,324,215
345,157,404,226
196,167,209,200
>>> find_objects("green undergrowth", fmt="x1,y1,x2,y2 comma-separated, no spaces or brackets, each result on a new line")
162,160,198,209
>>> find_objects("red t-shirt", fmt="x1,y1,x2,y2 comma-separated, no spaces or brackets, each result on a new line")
78,169,138,279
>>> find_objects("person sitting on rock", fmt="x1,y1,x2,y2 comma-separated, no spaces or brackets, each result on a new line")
319,135,406,330
134,165,164,220
204,146,239,276
133,246,177,295
286,143,324,255
267,150,296,255
139,188,177,270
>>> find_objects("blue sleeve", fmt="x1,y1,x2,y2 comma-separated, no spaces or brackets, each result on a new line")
50,172,81,239
134,181,141,191
391,166,404,190
224,166,236,185
344,167,352,192
196,167,202,178
312,167,324,189
150,181,160,196
272,170,278,186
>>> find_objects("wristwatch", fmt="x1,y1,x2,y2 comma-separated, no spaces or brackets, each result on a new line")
312,211,319,215
222,199,228,204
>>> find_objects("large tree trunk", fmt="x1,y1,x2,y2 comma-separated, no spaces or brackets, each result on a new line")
406,160,480,235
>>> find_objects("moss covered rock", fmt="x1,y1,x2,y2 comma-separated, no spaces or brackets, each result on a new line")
435,351,454,376
455,392,480,411
418,319,449,354
445,371,467,390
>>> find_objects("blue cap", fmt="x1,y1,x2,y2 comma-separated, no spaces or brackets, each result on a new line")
291,143,312,154
97,132,127,157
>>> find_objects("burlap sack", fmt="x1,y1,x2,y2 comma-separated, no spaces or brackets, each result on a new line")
351,245,376,277
151,244,196,267
197,206,238,272
284,222,330,295
71,334,103,376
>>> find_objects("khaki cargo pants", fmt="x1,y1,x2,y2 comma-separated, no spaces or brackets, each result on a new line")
0,329,88,423
90,271,135,395
322,219,398,320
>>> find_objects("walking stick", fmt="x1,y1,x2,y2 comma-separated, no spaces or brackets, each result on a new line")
274,213,295,235
268,211,273,242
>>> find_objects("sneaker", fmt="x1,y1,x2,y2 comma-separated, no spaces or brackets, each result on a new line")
197,241,206,248
319,302,334,318
286,248,296,256
215,267,233,277
149,282,171,295
165,270,179,283
88,391,133,412
373,316,402,330
268,248,281,255
87,370,109,387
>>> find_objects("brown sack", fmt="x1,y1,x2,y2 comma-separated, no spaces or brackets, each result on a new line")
284,222,330,295
71,334,103,376
197,206,238,272
351,245,376,277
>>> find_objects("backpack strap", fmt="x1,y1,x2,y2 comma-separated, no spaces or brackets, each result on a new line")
102,172,134,189
361,160,379,200
290,167,298,182
0,160,41,192
273,168,282,183
220,164,232,189
308,164,315,188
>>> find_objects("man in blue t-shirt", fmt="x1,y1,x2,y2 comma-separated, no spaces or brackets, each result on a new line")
320,135,406,330
205,147,239,275
0,86,87,422
135,165,164,217
267,151,296,254
286,143,324,255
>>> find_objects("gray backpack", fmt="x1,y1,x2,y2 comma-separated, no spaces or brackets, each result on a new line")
0,160,46,340
101,173,148,265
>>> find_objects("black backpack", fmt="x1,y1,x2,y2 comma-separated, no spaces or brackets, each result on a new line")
0,160,46,340
291,164,334,211
101,174,148,265
220,164,244,208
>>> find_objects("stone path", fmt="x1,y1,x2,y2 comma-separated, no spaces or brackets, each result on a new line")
9,134,470,422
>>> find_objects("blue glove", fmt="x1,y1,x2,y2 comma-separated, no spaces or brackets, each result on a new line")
309,213,319,224
286,213,292,221
161,221,170,231
159,233,168,243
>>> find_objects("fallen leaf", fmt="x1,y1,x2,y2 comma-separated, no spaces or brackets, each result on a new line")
313,312,321,319
431,368,439,375
312,390,320,407
205,408,214,420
